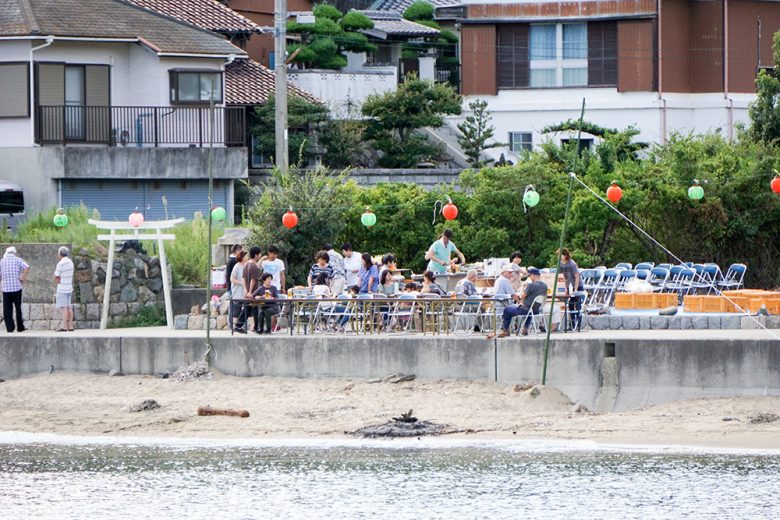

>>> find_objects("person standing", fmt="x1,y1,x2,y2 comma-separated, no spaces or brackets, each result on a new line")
559,247,584,330
54,246,75,332
509,251,528,291
325,244,346,295
0,246,29,333
342,243,362,288
225,244,242,295
425,229,465,275
261,245,286,292
230,250,248,332
238,246,262,333
357,253,379,294
307,251,334,289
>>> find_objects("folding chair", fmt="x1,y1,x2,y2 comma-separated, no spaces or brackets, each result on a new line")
657,263,673,271
451,297,483,334
635,262,655,271
516,295,547,335
648,267,670,292
566,291,587,331
615,269,638,292
581,269,603,293
421,294,446,334
635,269,651,280
385,294,417,333
664,267,695,303
614,262,632,270
352,293,374,333
718,263,747,291
589,269,620,305
691,264,721,295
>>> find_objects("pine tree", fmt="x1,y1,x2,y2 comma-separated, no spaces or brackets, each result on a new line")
456,100,503,169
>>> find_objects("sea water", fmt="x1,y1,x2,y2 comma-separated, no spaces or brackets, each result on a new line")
1,434,779,519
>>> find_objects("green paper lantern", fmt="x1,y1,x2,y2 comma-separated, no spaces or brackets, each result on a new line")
53,209,68,228
211,206,227,222
523,189,540,207
361,209,377,228
688,181,704,200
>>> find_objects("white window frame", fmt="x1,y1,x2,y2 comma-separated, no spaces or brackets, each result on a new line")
509,131,533,153
529,23,587,88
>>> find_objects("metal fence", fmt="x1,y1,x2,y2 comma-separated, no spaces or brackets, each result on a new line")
36,105,245,147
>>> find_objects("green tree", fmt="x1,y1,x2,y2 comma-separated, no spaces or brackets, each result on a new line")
286,5,375,70
318,119,369,168
748,31,780,144
361,74,462,167
457,99,503,168
250,95,329,165
246,166,356,285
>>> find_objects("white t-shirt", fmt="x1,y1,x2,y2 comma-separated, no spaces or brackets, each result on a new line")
54,257,74,294
261,258,285,289
343,252,362,287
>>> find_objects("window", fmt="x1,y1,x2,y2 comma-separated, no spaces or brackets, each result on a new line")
0,63,30,118
169,70,223,104
509,132,533,153
529,23,587,88
561,138,593,152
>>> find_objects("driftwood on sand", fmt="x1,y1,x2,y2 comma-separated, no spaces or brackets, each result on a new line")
352,409,447,438
197,406,250,418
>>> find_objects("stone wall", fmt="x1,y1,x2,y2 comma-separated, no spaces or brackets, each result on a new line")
248,168,463,190
10,247,167,330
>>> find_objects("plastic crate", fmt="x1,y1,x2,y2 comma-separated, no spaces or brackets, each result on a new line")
655,293,678,308
634,293,656,309
724,296,750,313
700,296,728,313
746,298,780,314
614,293,636,309
766,298,780,314
683,295,703,312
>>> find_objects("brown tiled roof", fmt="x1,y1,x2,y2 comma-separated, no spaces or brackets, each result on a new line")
369,0,461,15
125,0,261,34
225,59,318,105
0,0,246,56
358,11,439,38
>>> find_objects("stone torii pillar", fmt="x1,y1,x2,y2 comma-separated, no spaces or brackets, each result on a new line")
89,218,184,329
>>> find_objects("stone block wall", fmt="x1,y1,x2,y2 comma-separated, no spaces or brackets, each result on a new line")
19,248,167,330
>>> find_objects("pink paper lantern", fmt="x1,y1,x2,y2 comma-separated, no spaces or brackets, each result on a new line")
129,211,145,228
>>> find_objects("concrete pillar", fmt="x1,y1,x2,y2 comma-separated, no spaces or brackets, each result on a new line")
419,55,436,81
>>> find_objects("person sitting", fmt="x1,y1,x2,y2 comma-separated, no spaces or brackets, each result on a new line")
457,269,479,296
252,273,279,334
333,285,360,332
307,251,334,289
509,251,529,291
420,270,447,296
312,273,332,299
377,268,397,297
492,264,516,297
487,267,548,338
358,253,379,294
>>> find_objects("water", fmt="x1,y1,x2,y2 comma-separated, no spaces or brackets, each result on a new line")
2,435,780,519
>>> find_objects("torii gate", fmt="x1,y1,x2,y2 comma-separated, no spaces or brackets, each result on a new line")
90,218,184,329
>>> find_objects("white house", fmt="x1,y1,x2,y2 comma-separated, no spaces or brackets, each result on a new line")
0,0,250,220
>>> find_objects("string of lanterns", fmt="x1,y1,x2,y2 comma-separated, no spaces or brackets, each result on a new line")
49,173,780,230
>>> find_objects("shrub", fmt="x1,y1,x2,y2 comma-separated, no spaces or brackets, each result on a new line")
166,213,222,287
110,305,166,328
403,1,434,21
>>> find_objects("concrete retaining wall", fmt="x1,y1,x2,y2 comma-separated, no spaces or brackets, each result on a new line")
2,334,779,412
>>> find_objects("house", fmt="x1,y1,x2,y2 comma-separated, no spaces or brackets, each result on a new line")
446,0,780,158
225,0,314,67
0,0,252,221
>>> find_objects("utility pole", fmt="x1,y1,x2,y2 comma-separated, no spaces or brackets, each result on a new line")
274,0,288,174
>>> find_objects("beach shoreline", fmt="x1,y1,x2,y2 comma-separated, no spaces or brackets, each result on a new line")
1,372,779,450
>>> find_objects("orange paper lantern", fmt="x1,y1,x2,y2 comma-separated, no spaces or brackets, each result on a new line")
282,210,298,229
606,181,622,203
129,210,145,228
442,202,458,220
772,176,780,194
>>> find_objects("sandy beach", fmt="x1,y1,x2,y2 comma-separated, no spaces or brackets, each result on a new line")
1,371,779,449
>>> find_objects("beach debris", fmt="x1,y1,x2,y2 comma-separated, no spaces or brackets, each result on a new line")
367,373,416,384
748,412,779,424
352,410,446,438
722,416,740,422
197,406,249,418
568,403,589,413
658,306,678,316
171,361,212,382
127,399,160,413
48,365,54,374
109,369,125,377
0,379,5,383
528,386,542,398
513,383,535,392
343,382,355,391
158,372,170,379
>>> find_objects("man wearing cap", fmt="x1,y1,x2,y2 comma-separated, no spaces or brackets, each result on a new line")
492,264,516,297
487,267,548,338
0,246,30,333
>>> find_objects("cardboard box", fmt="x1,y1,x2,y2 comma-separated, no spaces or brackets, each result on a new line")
540,273,567,296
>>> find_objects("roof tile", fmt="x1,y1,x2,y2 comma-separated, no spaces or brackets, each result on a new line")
125,0,260,34
225,59,318,105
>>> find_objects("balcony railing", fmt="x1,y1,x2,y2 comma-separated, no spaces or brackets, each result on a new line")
36,105,245,147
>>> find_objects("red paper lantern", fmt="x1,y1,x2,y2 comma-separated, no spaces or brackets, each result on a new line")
128,210,144,228
282,210,298,229
606,181,623,203
772,176,780,194
442,202,458,220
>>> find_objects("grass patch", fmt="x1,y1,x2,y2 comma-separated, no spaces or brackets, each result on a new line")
110,305,166,328
0,205,100,253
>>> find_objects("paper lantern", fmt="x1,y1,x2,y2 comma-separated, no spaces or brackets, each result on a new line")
688,180,704,200
772,175,780,194
361,208,377,227
282,209,298,229
606,181,622,203
129,210,144,228
211,206,226,222
523,189,540,207
442,201,458,220
53,208,68,228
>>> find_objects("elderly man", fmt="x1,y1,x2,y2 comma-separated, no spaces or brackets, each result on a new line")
487,267,548,338
492,264,515,297
457,269,479,296
54,246,75,332
1,246,30,333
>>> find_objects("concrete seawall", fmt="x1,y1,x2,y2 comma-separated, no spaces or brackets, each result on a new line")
1,330,778,412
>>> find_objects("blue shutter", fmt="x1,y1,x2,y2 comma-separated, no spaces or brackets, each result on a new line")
62,180,228,221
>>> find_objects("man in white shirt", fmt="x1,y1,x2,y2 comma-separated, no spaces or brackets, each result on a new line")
260,245,286,291
54,246,75,331
341,243,362,288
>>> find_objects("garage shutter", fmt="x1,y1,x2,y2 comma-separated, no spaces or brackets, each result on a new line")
61,180,228,221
